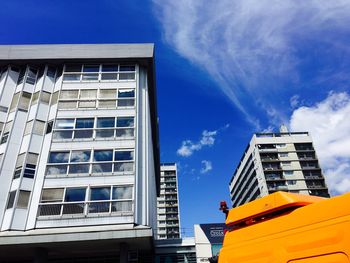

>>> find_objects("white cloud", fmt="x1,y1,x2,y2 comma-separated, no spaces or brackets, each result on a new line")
153,0,350,126
290,95,300,108
200,160,212,174
177,130,217,157
289,91,350,195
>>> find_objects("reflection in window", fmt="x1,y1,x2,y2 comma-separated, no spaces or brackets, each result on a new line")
69,164,90,174
18,92,32,111
65,188,86,202
90,187,110,200
117,117,134,127
48,152,69,163
55,119,74,129
113,186,132,199
7,191,16,209
94,150,113,161
115,151,133,161
75,118,94,128
17,190,30,208
70,150,91,162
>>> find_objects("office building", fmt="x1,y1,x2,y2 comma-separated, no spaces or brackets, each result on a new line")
157,163,181,239
0,44,160,262
155,237,196,263
229,126,330,208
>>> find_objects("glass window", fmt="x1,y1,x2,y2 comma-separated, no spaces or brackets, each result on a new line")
26,68,38,85
97,117,115,128
80,89,97,99
93,150,113,161
33,120,46,135
99,89,116,98
111,201,132,212
24,120,33,135
41,188,64,202
58,101,77,109
98,100,116,108
118,89,134,98
46,121,53,134
16,153,25,168
18,92,32,111
116,117,134,127
13,167,22,179
48,152,69,163
102,65,118,72
7,191,16,209
82,74,98,81
101,73,118,80
96,129,114,138
119,65,135,71
27,153,39,165
92,163,113,173
40,92,51,104
75,118,94,129
78,100,96,108
60,90,79,99
115,151,133,161
53,131,73,140
70,150,91,162
116,128,134,138
63,74,80,81
55,119,74,129
65,65,82,72
23,167,35,178
10,92,20,112
90,187,111,201
119,73,135,80
83,65,99,72
112,186,132,199
46,165,68,175
47,67,56,78
31,91,40,105
74,130,93,139
114,162,133,172
17,190,30,208
4,121,12,133
69,164,90,174
51,91,59,106
64,188,86,202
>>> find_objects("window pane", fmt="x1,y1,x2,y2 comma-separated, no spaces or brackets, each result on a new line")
16,153,25,167
80,89,97,99
58,101,77,109
114,162,133,172
23,168,35,178
51,91,59,106
83,65,99,72
60,90,79,99
63,74,80,81
24,120,33,135
90,187,110,201
96,129,114,138
88,202,110,213
111,201,132,212
7,191,16,209
65,65,82,72
62,203,84,214
97,117,115,128
101,73,118,80
46,165,68,175
40,92,51,104
82,74,98,81
69,164,90,174
48,152,69,163
99,89,116,98
92,163,113,173
13,168,22,179
41,188,64,202
78,100,96,108
102,65,118,72
116,128,134,138
70,150,91,162
53,131,73,140
75,118,94,128
98,100,116,108
32,91,39,105
115,151,133,161
55,119,74,129
119,65,135,71
65,188,86,202
112,186,132,199
119,73,135,80
17,191,30,208
10,93,20,112
18,92,32,110
93,150,113,161
74,130,93,139
33,120,45,135
116,117,134,127
4,121,12,133
118,89,135,98
27,153,38,165
117,99,134,107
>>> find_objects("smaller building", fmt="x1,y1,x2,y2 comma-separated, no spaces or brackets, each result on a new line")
194,223,225,263
157,163,181,239
229,126,330,208
155,237,196,263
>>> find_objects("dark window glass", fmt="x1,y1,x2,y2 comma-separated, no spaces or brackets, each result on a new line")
90,187,110,201
115,151,133,161
116,117,134,127
48,152,69,163
97,117,115,128
92,163,113,173
93,150,113,162
13,168,22,179
102,65,118,72
64,188,86,202
74,130,93,139
65,65,82,72
101,73,118,80
75,118,94,129
46,165,68,175
63,74,80,81
7,191,16,209
68,164,90,174
46,121,53,134
23,168,35,178
114,162,133,172
116,128,134,138
96,129,114,138
53,131,73,140
118,89,134,98
119,65,135,71
47,67,56,78
83,65,99,72
70,150,91,162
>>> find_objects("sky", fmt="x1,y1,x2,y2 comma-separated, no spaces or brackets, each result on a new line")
1,0,350,236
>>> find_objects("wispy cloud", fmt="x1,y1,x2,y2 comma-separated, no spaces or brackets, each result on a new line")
153,0,350,127
200,160,212,174
177,124,229,157
289,91,350,195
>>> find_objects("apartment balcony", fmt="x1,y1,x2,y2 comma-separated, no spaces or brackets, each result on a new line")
304,175,323,180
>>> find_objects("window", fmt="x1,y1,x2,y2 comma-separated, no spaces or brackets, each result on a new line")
276,144,286,148
33,120,46,135
18,92,32,111
74,118,94,139
284,171,294,176
117,89,135,107
13,167,22,179
46,120,53,134
70,150,91,162
17,68,26,85
93,150,113,161
7,191,16,209
24,120,33,135
1,121,13,144
60,90,79,100
63,188,86,214
40,92,51,104
50,91,59,106
26,68,38,85
115,151,133,161
9,92,20,112
31,91,40,105
47,66,56,79
38,188,64,216
48,152,69,163
89,187,111,213
279,153,289,158
17,191,30,208
23,153,38,179
96,117,115,138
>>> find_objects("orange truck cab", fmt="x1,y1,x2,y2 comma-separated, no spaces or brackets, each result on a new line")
218,191,350,263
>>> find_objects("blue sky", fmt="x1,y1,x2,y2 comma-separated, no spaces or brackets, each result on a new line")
1,0,350,235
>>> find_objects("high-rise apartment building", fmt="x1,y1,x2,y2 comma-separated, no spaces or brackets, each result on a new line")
157,163,181,239
0,44,160,262
229,127,330,208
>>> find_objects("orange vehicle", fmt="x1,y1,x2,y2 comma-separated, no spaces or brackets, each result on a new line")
218,191,350,263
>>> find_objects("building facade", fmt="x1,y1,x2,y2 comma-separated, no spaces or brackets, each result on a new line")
229,127,330,208
156,163,181,239
155,237,196,263
0,44,160,262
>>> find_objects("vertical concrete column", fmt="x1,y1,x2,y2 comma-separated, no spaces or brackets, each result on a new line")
119,243,128,263
33,247,48,263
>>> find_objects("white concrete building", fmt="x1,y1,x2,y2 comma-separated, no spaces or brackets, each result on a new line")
229,127,330,208
0,44,160,262
156,163,180,239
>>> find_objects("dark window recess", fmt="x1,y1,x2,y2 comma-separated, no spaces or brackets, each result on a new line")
13,167,22,179
23,164,36,178
1,132,9,144
7,191,16,209
46,121,53,134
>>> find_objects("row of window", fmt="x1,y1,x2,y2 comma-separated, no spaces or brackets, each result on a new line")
38,185,133,216
53,117,134,140
63,64,136,82
46,149,134,176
